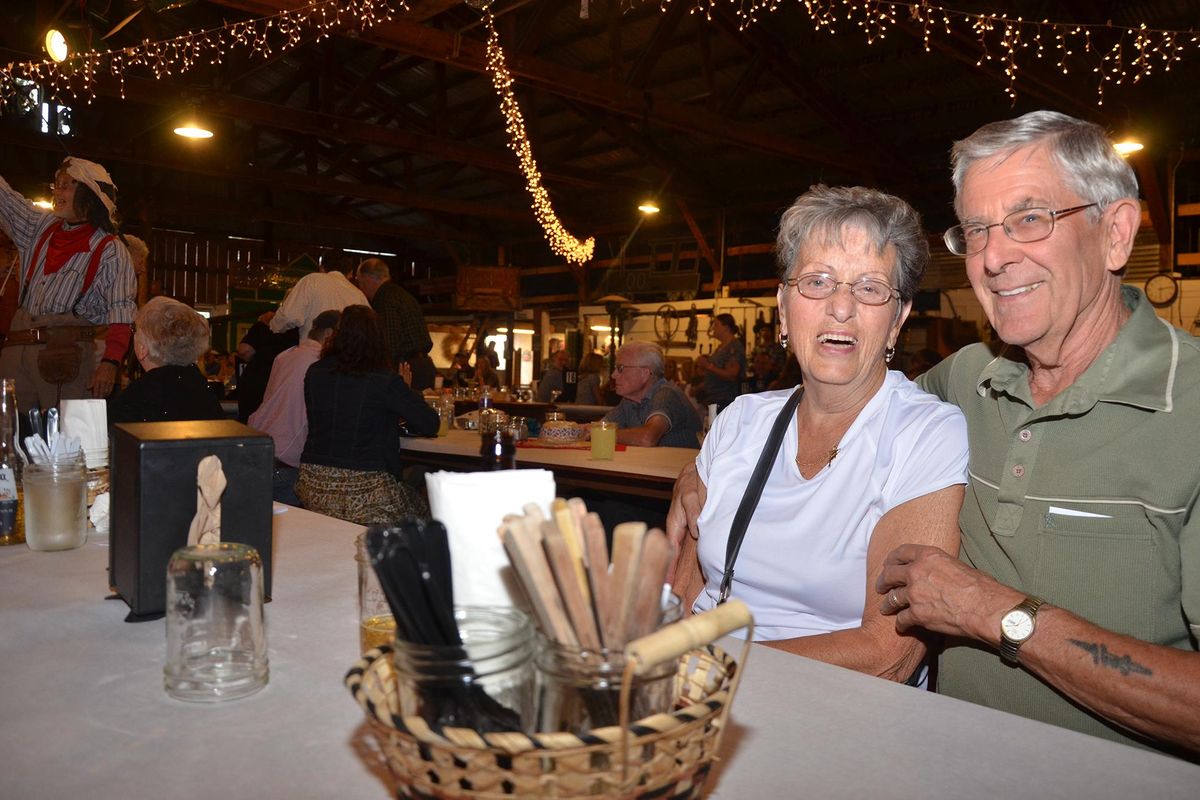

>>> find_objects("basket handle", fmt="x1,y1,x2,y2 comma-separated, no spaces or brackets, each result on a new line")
624,599,753,674
617,600,754,784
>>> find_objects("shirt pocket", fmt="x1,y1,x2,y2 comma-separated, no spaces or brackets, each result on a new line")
1034,503,1156,639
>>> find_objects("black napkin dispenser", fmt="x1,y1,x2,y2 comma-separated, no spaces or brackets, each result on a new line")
110,420,274,619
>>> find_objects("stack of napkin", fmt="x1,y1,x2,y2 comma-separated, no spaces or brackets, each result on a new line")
425,469,556,608
60,399,108,468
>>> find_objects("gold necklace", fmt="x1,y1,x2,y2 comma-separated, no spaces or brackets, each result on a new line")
795,446,839,471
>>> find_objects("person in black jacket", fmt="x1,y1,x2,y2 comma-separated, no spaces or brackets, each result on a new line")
108,297,223,425
295,304,437,524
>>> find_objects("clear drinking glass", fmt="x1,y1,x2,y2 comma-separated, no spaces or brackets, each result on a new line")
356,532,395,653
164,543,269,702
22,451,87,552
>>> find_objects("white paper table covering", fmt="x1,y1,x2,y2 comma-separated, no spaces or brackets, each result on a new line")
425,468,555,608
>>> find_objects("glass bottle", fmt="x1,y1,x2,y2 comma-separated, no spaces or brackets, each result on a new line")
480,429,516,470
0,378,23,546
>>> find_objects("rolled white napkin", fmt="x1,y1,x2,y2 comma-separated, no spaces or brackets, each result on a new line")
60,400,108,465
425,469,556,608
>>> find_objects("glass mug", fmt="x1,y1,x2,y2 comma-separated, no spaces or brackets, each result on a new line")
164,543,269,702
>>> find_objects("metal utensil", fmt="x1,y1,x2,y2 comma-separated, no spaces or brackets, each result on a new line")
29,408,42,440
46,407,59,440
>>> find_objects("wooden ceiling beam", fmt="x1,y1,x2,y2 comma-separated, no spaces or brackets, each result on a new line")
0,126,537,227
101,76,627,191
624,0,688,90
207,0,868,172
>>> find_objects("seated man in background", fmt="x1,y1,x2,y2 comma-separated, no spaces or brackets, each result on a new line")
249,309,339,506
602,341,701,448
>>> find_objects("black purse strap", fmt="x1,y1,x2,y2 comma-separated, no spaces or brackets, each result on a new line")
718,385,804,604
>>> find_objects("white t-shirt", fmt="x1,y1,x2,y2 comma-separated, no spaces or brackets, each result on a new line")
692,371,968,641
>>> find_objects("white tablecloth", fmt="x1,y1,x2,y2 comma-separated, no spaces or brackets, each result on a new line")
2,506,1197,799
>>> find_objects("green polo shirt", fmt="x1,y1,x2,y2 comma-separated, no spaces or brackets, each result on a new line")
918,287,1200,754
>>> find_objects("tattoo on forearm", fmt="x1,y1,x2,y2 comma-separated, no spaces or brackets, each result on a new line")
1069,640,1153,677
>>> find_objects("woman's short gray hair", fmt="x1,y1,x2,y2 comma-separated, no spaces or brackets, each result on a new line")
135,296,211,367
776,184,929,303
620,341,665,378
951,110,1139,219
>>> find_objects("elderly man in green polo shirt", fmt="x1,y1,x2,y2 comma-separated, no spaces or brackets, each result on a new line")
872,111,1200,757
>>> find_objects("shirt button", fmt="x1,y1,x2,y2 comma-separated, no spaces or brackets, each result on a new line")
1018,429,1032,442
1012,465,1025,478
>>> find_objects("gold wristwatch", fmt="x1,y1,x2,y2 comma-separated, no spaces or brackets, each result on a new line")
999,595,1044,664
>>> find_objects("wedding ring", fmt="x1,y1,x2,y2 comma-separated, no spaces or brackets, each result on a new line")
889,590,902,609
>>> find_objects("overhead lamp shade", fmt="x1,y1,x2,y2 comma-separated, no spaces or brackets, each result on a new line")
173,120,214,139
1113,140,1143,157
44,29,69,62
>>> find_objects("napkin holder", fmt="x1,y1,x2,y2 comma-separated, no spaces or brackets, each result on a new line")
110,420,274,619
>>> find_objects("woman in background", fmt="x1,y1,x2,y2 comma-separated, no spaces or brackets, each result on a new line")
108,296,223,424
694,313,746,413
296,305,437,523
573,352,607,405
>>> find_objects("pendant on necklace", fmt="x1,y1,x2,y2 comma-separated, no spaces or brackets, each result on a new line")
796,446,839,471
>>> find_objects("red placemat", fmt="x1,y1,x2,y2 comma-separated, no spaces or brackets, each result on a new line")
516,440,627,451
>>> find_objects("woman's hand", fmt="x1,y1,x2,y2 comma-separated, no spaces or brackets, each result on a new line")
398,361,413,386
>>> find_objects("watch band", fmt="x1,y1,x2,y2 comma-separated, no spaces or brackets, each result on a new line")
999,595,1044,664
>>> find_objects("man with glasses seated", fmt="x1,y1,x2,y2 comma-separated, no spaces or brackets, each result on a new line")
875,111,1200,757
602,341,701,448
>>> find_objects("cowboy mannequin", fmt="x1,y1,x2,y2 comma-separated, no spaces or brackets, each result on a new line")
0,157,137,410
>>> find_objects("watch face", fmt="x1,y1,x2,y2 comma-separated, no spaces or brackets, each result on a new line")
1002,610,1035,642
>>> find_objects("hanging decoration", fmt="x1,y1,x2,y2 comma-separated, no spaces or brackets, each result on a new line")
656,0,1200,105
0,0,404,106
482,6,595,265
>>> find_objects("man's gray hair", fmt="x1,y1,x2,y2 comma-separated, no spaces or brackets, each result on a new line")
951,110,1139,219
776,184,928,303
620,341,664,378
135,296,211,366
357,258,390,281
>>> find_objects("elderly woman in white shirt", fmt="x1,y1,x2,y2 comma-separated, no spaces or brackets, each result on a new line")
669,185,968,684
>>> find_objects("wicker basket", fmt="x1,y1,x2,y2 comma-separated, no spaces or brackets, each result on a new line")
345,601,753,799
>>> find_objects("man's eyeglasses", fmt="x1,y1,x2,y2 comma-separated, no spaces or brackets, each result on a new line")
782,273,899,306
944,203,1097,256
613,363,648,374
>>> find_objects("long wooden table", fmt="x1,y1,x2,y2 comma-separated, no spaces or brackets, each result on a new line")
399,428,696,500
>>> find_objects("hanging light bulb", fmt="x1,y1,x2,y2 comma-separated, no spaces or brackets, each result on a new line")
1113,140,1144,157
44,29,69,62
637,200,661,214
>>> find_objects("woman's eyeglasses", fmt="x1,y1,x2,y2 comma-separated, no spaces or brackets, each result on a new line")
782,272,899,306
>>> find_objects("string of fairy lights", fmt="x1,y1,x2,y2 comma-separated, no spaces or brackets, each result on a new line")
654,0,1200,104
1,0,1194,262
481,6,595,264
0,0,403,106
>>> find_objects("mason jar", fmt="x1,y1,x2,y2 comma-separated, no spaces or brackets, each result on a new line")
535,596,682,734
391,606,536,734
22,451,88,552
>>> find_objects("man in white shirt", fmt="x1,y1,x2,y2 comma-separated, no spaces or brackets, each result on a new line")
269,262,365,341
250,309,339,505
